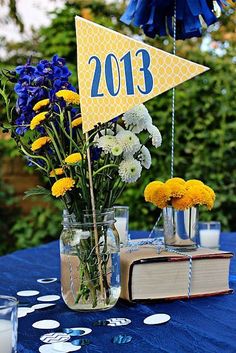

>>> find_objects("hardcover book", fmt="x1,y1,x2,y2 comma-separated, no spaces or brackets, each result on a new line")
120,246,233,302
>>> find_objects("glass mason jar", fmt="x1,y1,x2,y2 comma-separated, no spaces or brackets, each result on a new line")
163,206,198,251
60,209,121,311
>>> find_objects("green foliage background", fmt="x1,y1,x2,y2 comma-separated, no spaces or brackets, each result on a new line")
0,0,235,254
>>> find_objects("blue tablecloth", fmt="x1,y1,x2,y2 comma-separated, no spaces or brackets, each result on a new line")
0,232,236,353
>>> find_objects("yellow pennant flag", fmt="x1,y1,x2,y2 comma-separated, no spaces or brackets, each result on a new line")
75,16,208,133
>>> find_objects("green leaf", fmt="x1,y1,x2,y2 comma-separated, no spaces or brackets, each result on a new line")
23,186,51,200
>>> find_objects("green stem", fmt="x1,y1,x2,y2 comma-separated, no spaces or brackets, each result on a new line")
93,164,118,177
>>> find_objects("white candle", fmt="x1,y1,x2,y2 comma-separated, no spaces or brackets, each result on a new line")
0,319,13,353
199,229,220,249
115,216,128,245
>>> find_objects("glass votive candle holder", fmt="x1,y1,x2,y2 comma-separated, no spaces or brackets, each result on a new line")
114,206,129,246
0,295,18,353
198,221,221,249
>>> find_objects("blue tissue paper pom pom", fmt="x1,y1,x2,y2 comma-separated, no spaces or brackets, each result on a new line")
121,0,229,39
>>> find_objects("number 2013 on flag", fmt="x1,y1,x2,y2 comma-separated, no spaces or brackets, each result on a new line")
88,49,154,98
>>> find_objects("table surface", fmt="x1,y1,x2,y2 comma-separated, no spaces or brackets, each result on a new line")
0,231,235,353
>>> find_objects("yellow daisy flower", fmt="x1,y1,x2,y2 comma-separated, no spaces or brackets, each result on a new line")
31,136,51,151
144,181,164,203
33,99,50,111
30,112,48,130
51,177,75,197
56,90,80,105
165,179,186,198
72,117,82,128
49,168,64,177
64,153,82,164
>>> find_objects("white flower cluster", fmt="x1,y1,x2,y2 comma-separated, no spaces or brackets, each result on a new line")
94,104,162,183
122,104,152,133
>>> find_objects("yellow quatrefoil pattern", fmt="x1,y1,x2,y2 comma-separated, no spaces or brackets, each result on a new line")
75,16,208,133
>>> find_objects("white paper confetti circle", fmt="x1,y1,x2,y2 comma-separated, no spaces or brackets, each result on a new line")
107,318,131,326
39,345,54,353
17,290,39,297
143,313,171,325
32,320,60,330
52,342,81,351
40,332,71,344
37,278,57,284
18,307,35,318
32,303,56,310
37,295,60,302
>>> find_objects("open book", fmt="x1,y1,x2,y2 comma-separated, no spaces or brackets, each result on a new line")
120,246,233,302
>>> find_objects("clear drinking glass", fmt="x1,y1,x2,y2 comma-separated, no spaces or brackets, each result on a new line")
114,206,129,246
198,221,221,249
0,296,18,353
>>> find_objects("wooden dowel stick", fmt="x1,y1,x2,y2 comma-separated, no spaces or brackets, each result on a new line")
85,132,105,301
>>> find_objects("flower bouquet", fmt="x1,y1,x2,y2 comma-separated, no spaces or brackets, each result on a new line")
144,178,215,250
0,55,162,310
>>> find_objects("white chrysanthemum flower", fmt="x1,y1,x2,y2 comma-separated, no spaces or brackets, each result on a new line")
96,135,117,153
111,145,123,156
147,124,162,148
122,104,152,133
138,146,152,169
115,124,125,133
116,130,141,154
118,158,142,183
93,129,114,143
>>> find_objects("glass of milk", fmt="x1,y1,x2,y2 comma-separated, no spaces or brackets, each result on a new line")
0,296,18,353
114,206,129,247
198,222,221,249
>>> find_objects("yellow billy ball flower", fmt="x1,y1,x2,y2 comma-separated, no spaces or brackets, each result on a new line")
30,112,48,130
144,181,164,203
33,99,50,111
72,117,82,128
172,193,193,210
49,168,64,177
64,153,82,164
51,177,75,197
185,179,204,189
188,185,212,208
151,184,171,209
165,178,186,198
203,185,216,210
56,90,80,105
31,136,51,151
166,177,185,185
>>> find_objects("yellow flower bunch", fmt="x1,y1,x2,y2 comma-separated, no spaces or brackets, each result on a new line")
144,177,215,210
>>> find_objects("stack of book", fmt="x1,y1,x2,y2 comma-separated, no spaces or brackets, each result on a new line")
120,246,233,302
